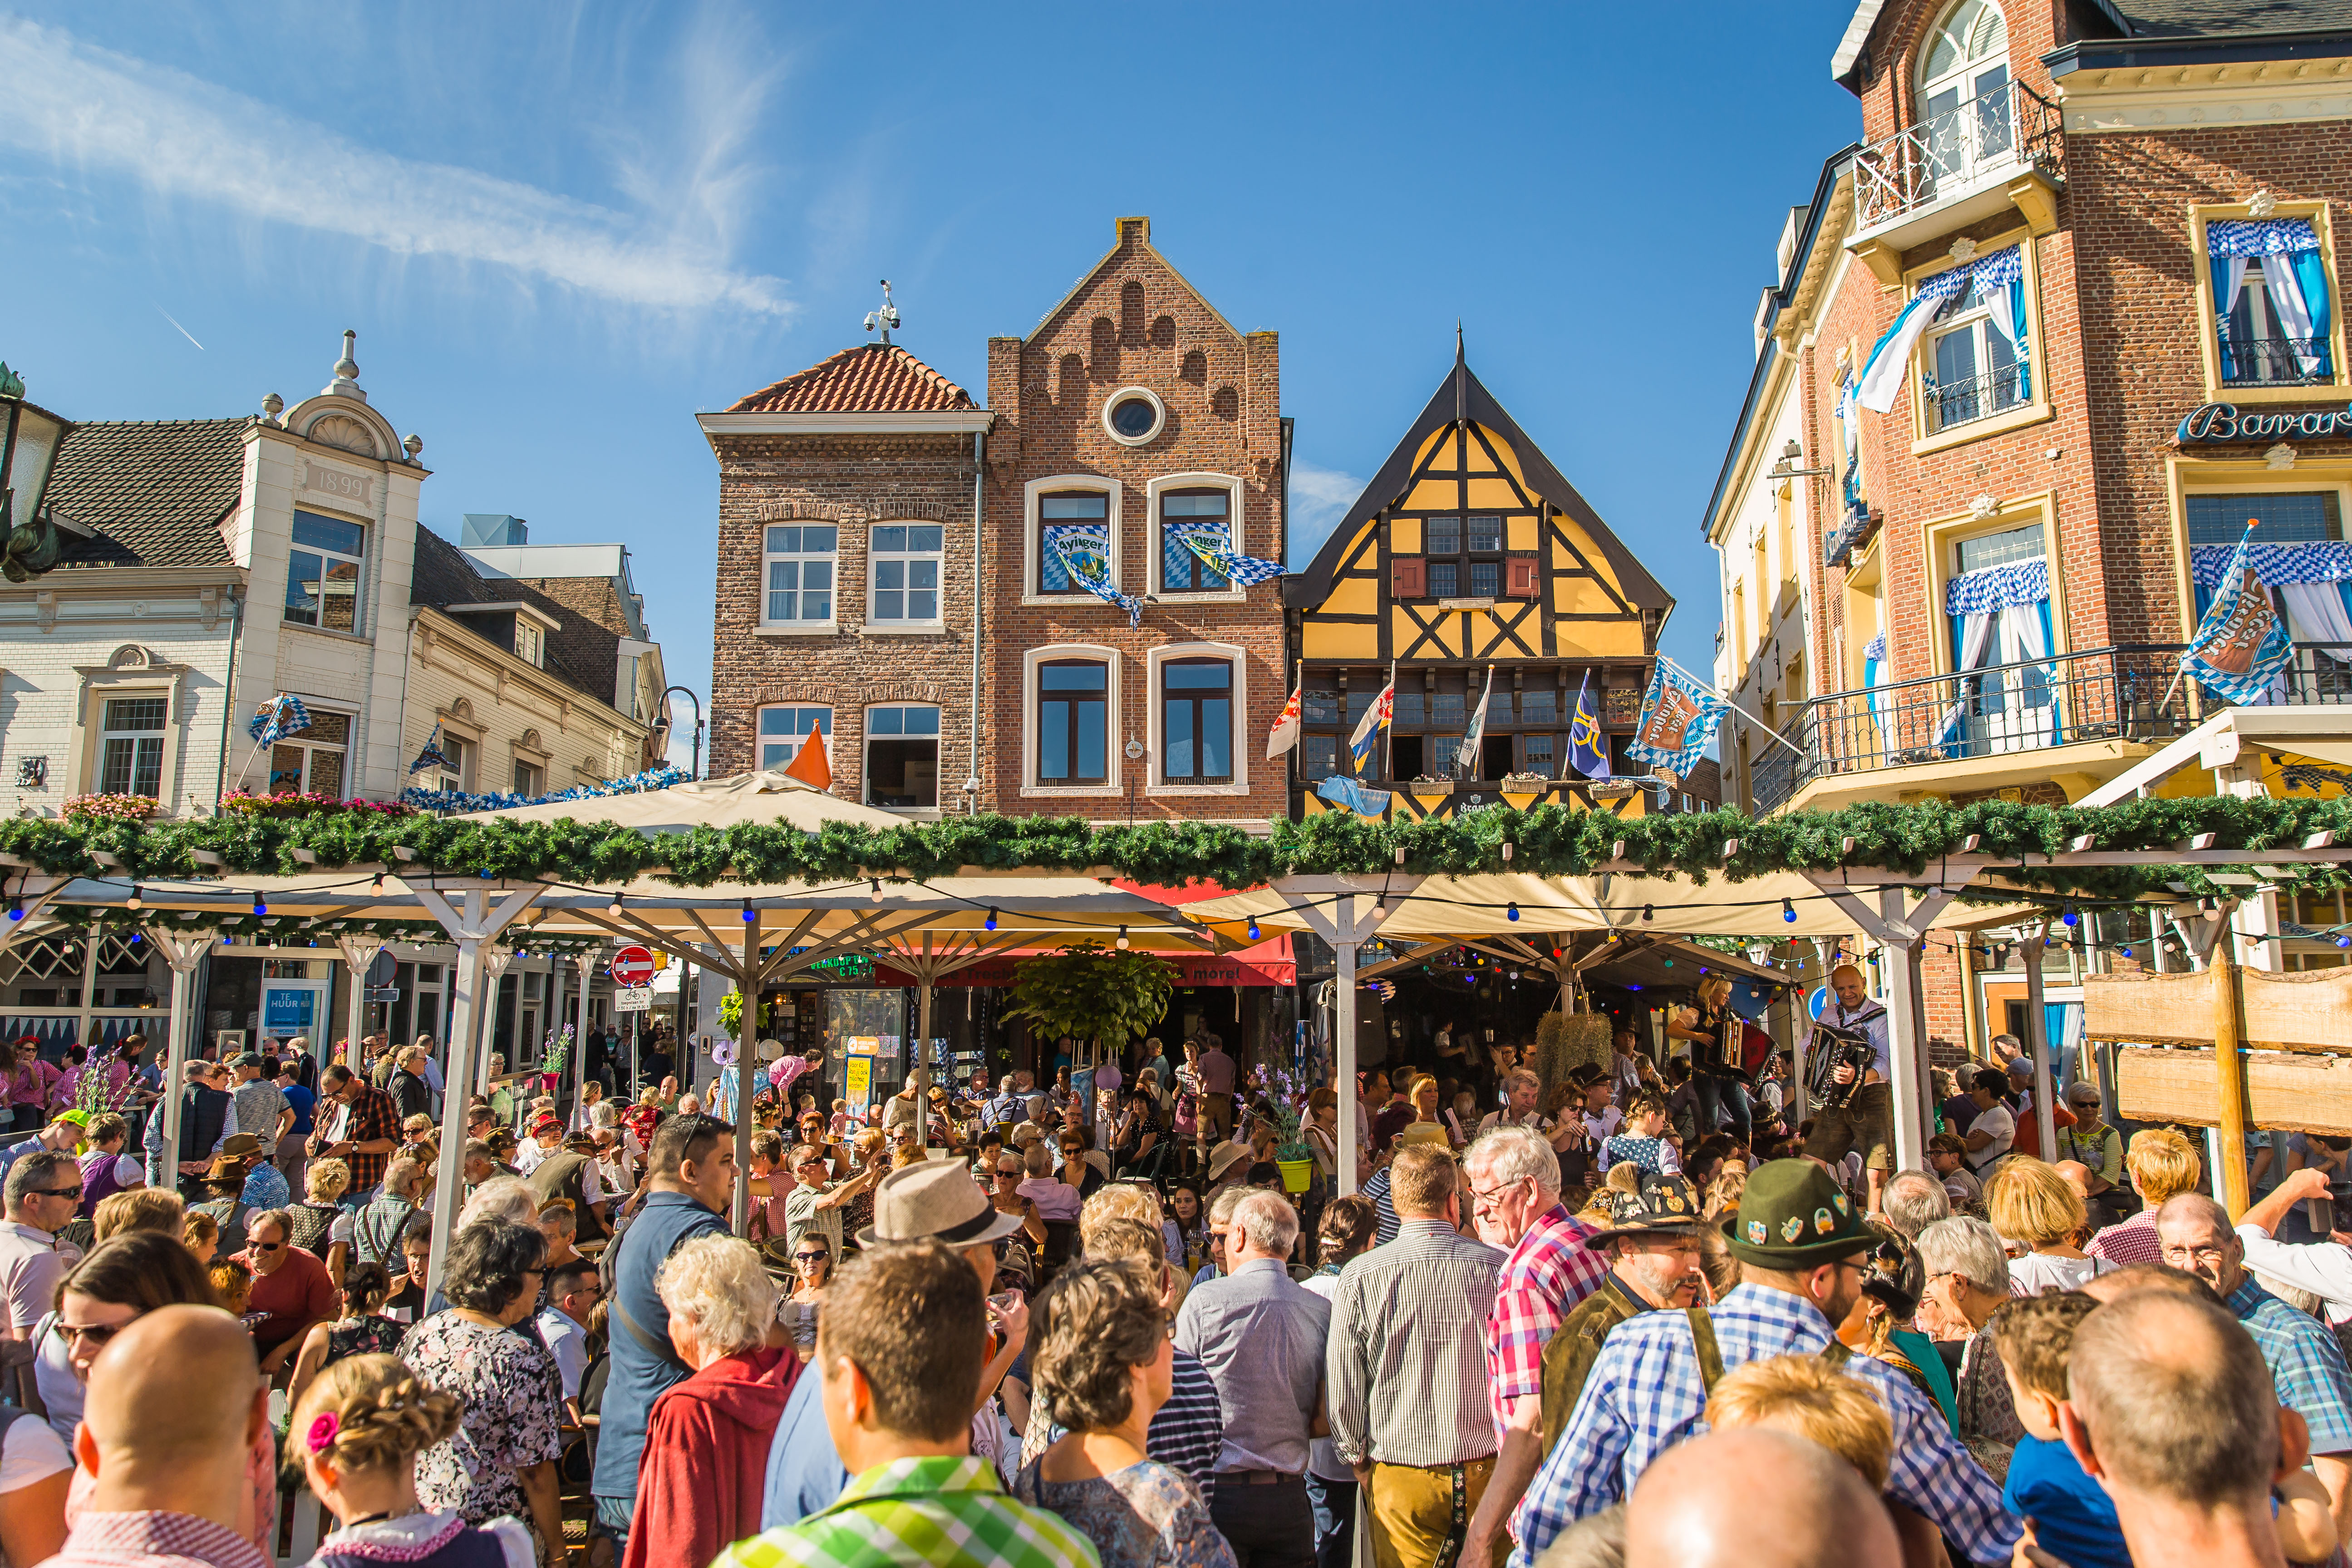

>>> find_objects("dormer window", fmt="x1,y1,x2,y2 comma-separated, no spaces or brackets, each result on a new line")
515,619,544,667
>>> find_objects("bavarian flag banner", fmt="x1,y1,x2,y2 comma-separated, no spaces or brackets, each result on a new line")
1624,659,1727,778
1568,671,1612,780
2181,520,2292,704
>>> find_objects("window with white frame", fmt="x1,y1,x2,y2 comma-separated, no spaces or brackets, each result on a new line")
98,698,166,798
270,711,349,797
762,525,837,628
512,758,543,796
758,706,831,770
2209,216,2337,388
1038,492,1108,596
436,733,472,794
866,705,940,809
870,525,944,625
1918,0,2012,189
1160,658,1234,784
1923,263,2029,433
285,511,366,633
515,620,545,667
1160,489,1232,594
1038,660,1109,784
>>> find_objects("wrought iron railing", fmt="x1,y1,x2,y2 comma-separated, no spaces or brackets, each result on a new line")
1747,642,2352,814
1924,362,2030,431
2220,333,2334,388
1855,79,2063,230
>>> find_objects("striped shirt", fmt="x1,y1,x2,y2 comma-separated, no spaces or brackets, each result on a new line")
1327,1218,1506,1468
1510,1283,2018,1568
1360,1166,1400,1245
713,1455,1099,1568
1024,1350,1223,1504
1174,1258,1330,1475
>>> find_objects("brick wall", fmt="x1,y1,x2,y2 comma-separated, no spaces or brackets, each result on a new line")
981,219,1289,824
707,432,981,802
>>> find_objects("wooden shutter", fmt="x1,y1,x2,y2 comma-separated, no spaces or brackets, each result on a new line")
1392,557,1426,599
1506,556,1540,598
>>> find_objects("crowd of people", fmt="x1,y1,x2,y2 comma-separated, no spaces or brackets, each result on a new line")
0,988,2346,1568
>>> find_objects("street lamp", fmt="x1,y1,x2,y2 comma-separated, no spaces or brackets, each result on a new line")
658,686,704,780
0,364,73,582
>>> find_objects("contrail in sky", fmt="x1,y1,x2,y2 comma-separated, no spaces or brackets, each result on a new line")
155,305,203,350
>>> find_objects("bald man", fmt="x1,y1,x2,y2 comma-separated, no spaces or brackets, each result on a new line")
2063,1290,2307,1568
1624,1428,1900,1568
54,1304,270,1567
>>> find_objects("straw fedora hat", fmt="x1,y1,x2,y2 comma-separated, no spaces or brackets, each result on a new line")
1204,1140,1252,1183
857,1160,1026,1248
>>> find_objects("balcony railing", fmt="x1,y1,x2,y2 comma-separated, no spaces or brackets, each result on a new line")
1924,362,2030,432
1855,79,2062,231
1748,643,2352,814
2221,333,2334,388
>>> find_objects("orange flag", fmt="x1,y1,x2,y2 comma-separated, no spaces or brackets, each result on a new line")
782,724,833,790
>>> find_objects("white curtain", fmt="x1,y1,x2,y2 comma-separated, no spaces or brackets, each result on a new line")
1997,600,2057,742
1940,611,1999,743
2282,580,2352,664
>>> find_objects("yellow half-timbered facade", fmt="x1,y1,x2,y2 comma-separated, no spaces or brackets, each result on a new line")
1284,345,1675,820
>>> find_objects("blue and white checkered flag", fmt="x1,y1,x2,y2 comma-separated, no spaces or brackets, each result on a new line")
409,722,455,775
1045,524,1145,626
246,694,314,746
1169,522,1286,587
1624,660,1727,779
2182,521,2293,705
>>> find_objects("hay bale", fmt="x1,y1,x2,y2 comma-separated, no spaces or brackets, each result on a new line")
1532,1012,1613,1099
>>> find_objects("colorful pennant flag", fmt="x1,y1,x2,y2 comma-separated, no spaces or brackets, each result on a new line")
1568,671,1612,780
1456,667,1494,776
1266,684,1302,760
246,694,315,746
2180,520,2292,704
1045,524,1145,626
1624,660,1727,779
1317,774,1392,818
1348,680,1395,776
408,723,454,775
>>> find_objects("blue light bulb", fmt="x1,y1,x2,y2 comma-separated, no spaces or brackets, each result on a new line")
1506,902,1520,922
1781,899,1797,924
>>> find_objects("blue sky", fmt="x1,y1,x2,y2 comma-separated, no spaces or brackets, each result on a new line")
1,2,1862,772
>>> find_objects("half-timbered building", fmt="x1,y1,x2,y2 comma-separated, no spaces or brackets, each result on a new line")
1284,343,1675,820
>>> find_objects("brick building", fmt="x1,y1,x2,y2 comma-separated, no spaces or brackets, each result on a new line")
698,341,993,811
1709,0,2352,1062
982,217,1289,826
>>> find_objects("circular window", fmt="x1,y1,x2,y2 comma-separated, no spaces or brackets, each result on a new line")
1101,386,1166,446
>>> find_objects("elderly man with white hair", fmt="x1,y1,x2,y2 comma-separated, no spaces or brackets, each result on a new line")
1880,1169,1952,1242
1461,1124,1609,1568
1175,1187,1331,1564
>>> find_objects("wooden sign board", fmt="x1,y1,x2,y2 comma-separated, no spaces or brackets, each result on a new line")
2117,1045,2352,1135
2087,966,2352,1053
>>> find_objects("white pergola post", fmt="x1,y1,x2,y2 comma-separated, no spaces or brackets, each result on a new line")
476,944,515,1103
334,933,386,1081
572,949,598,1109
549,956,571,1110
732,911,759,1233
411,888,541,1297
2023,921,2057,1161
1269,875,1420,1198
147,929,216,1175
1807,862,1984,1175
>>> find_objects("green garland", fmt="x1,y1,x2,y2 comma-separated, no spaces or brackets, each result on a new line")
3,793,2350,904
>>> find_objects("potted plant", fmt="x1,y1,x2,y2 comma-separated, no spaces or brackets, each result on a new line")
1249,1063,1317,1194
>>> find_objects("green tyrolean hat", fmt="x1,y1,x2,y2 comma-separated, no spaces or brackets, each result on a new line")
1722,1159,1875,1269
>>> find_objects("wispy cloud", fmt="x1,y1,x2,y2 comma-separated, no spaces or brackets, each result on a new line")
0,16,792,318
1288,460,1367,561
154,305,203,350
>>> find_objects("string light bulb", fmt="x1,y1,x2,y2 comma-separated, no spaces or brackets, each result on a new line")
1246,920,1261,941
1372,899,1386,919
1116,925,1130,949
984,907,999,932
1781,898,1797,924
1641,904,1654,923
126,886,143,912
371,873,385,891
253,897,268,917
2062,903,2080,927
742,898,756,924
1506,902,1520,922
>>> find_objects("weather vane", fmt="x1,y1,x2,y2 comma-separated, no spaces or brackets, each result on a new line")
865,280,900,345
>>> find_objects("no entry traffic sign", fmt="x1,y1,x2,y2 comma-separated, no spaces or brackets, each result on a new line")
609,945,656,987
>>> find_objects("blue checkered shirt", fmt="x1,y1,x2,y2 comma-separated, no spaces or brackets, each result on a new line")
2228,1276,2352,1456
1508,1283,2019,1568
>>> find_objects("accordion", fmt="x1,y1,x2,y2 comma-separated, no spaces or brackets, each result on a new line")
1805,1020,1876,1111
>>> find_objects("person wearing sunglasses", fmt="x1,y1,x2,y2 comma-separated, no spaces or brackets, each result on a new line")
782,1234,831,1363
0,1151,84,1348
780,1141,880,1264
237,1207,337,1384
989,1159,1048,1246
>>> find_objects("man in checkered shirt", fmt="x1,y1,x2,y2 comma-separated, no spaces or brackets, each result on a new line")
1457,1125,1608,1568
1510,1160,2019,1568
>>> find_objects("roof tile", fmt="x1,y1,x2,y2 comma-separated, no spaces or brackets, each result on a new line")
42,418,250,570
726,343,977,414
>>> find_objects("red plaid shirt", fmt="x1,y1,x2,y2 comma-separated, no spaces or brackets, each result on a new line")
324,1082,400,1194
2085,1209,2164,1266
1485,1204,1609,1444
